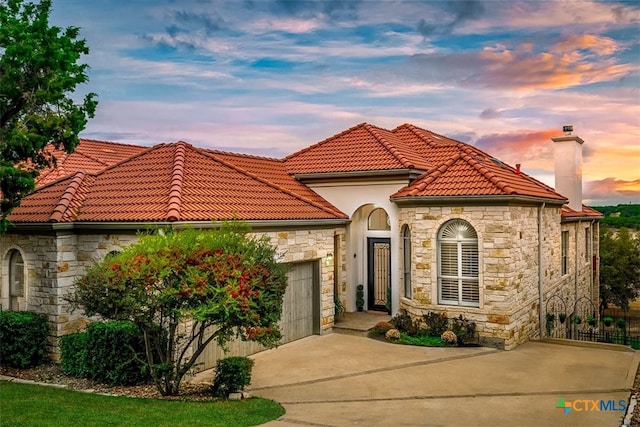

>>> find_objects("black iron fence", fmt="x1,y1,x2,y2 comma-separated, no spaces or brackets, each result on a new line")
544,295,640,349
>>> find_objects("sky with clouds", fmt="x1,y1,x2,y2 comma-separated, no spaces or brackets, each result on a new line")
48,0,639,206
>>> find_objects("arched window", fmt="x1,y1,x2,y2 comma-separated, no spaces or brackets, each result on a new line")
368,208,390,231
8,250,25,310
438,220,479,307
402,225,412,298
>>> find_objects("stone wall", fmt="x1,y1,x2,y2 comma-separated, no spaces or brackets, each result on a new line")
260,227,345,332
397,203,581,350
1,225,344,360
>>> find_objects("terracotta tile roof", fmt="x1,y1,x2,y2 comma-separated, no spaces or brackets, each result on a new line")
36,139,147,187
283,121,566,202
8,122,596,225
8,142,347,223
561,204,603,219
391,143,566,201
208,150,338,212
284,123,432,174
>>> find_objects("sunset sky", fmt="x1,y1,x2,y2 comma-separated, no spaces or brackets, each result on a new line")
49,0,639,206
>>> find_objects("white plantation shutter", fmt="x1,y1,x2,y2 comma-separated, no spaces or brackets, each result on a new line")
438,220,479,307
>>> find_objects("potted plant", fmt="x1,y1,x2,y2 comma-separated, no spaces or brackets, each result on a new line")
572,315,582,325
587,316,597,327
559,313,567,324
616,318,626,330
545,313,555,325
356,284,364,312
603,316,613,327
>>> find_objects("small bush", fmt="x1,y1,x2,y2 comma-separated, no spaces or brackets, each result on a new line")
441,330,457,344
60,332,89,378
212,356,255,398
86,321,150,386
367,321,394,338
422,311,449,337
0,311,49,368
450,315,477,346
385,328,401,341
390,311,420,336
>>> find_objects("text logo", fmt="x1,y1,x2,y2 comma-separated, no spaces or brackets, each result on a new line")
555,398,627,416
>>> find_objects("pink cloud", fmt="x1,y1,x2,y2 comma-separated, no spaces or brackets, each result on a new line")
474,129,558,164
586,178,640,200
476,36,632,90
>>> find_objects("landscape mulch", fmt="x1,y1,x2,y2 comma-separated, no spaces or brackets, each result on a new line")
0,364,215,401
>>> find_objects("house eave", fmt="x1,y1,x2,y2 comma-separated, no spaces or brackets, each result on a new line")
293,168,425,182
4,219,350,233
391,195,568,206
560,214,603,223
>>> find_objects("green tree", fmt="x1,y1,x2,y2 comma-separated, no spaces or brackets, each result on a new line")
599,227,640,312
0,0,97,232
68,224,288,396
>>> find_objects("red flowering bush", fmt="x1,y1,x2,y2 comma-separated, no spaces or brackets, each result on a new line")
68,222,288,396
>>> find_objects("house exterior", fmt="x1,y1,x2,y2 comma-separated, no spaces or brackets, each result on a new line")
1,123,601,358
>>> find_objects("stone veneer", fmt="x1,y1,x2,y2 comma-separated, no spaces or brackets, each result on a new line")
1,225,345,360
397,204,596,350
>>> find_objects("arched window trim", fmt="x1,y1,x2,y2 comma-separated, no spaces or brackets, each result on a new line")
402,225,412,299
437,219,479,307
368,208,391,231
8,249,26,311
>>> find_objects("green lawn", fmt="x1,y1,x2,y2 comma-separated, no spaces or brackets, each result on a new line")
397,334,453,347
0,381,284,427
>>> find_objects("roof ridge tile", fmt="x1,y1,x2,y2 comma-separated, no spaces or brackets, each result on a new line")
79,138,146,149
405,154,461,196
73,149,111,167
49,171,86,222
207,148,281,162
364,124,415,169
461,151,516,195
166,143,186,221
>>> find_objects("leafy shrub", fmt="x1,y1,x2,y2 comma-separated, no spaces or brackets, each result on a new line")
450,315,477,345
390,311,420,336
60,332,89,378
422,311,449,337
0,311,49,368
367,321,394,338
212,356,255,398
385,328,401,341
85,321,150,386
441,330,457,344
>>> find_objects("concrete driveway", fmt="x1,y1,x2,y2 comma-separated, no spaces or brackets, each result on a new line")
243,334,639,427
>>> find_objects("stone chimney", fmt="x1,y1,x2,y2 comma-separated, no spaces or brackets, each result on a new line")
552,126,584,212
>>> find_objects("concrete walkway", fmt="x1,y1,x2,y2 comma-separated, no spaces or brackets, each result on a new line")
228,334,639,427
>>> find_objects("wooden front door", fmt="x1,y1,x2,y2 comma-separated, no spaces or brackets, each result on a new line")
367,238,391,313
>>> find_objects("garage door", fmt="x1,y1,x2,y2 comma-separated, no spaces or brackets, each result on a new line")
280,261,319,342
195,260,319,370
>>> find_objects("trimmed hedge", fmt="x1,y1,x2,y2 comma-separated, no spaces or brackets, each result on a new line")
60,332,89,378
85,321,150,386
0,311,49,368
